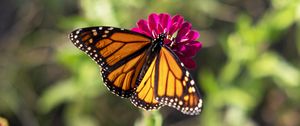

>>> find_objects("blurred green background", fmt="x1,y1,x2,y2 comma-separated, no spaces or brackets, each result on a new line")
1,0,300,126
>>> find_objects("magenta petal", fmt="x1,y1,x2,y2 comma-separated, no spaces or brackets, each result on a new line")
158,13,164,21
169,15,184,35
131,27,142,32
183,46,198,57
179,45,187,51
158,24,164,34
174,45,186,53
186,30,200,41
172,15,184,25
131,27,139,32
137,20,150,33
164,39,172,44
189,41,202,49
172,15,184,29
169,24,179,35
184,59,196,69
181,22,192,29
184,41,202,57
176,27,190,42
148,13,159,32
160,13,171,33
177,55,196,69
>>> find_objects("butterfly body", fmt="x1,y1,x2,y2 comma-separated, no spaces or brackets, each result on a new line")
69,26,203,115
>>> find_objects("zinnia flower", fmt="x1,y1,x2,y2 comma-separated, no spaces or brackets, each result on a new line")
132,13,202,69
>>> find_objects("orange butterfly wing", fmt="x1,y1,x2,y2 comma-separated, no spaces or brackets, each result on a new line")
154,46,203,115
130,46,203,115
69,26,151,98
130,56,163,110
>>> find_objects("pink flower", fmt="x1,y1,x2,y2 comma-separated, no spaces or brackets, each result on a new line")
132,13,202,69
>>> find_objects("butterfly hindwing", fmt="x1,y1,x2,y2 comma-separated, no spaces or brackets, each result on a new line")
154,46,203,115
69,26,152,98
130,56,163,110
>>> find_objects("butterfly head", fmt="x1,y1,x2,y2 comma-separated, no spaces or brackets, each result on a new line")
158,33,166,40
156,33,166,45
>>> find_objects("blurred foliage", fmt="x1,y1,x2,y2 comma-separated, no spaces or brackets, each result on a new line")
0,0,300,126
0,117,9,126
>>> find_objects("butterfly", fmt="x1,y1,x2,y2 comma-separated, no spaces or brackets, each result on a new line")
69,26,203,115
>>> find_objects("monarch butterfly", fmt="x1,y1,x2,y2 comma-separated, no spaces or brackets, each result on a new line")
69,26,203,115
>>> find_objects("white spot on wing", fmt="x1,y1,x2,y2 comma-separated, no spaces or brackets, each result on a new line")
190,80,195,85
186,71,189,77
181,63,184,66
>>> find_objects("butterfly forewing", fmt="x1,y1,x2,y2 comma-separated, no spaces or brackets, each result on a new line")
69,26,152,98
